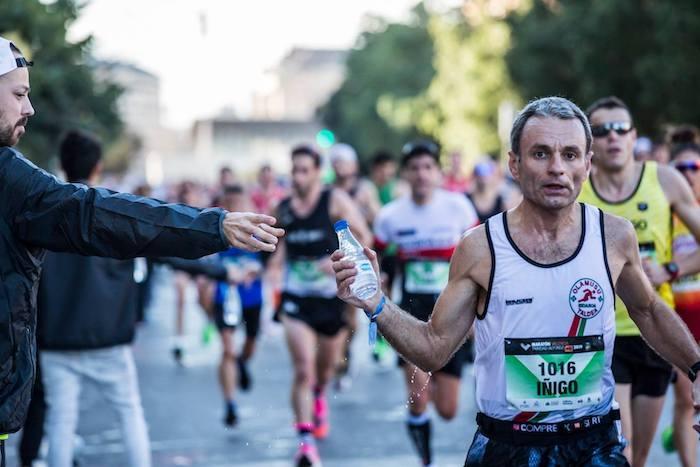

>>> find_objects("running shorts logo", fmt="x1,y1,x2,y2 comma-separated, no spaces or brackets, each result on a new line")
569,278,604,319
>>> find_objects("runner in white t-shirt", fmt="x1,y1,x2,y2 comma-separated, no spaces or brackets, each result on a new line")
373,140,478,467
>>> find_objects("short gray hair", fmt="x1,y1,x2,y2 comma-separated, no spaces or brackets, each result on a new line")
510,97,591,156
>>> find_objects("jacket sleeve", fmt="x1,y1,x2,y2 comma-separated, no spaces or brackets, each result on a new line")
1,148,229,259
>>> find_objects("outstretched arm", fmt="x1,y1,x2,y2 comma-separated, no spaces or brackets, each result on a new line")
332,227,487,371
2,149,283,257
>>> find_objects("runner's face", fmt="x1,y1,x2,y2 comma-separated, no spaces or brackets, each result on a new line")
333,159,357,181
223,193,247,212
674,149,700,199
0,66,34,147
589,107,636,172
404,154,440,198
509,116,591,210
372,161,396,185
291,154,320,196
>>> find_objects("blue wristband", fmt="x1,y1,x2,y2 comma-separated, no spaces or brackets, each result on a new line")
368,295,386,347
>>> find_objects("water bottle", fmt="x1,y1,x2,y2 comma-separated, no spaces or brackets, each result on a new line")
223,286,241,326
334,220,378,300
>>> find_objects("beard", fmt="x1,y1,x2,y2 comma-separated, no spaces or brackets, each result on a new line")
0,114,28,147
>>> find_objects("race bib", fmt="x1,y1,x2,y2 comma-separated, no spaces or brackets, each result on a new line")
405,261,449,294
286,259,336,295
504,335,604,412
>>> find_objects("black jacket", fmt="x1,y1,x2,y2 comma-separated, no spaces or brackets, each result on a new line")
37,254,140,350
37,255,228,351
0,147,228,433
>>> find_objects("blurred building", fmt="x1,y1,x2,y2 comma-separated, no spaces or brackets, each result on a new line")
188,47,348,180
94,61,167,186
94,61,161,146
188,119,321,178
252,48,347,120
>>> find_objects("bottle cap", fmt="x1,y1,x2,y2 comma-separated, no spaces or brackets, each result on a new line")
334,219,349,232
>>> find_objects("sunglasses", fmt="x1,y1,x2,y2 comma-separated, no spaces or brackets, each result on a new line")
675,160,700,173
401,140,439,158
590,121,633,138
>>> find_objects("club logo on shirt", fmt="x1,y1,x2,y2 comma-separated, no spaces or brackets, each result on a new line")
569,278,604,319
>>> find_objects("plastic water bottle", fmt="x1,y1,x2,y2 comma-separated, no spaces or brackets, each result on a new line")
334,220,378,300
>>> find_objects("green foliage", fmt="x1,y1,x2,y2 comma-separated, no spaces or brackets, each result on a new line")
319,4,435,161
0,0,122,168
321,2,518,164
397,10,518,160
507,0,700,137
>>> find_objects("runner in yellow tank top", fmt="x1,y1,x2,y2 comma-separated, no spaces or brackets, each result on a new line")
579,96,700,467
579,160,674,335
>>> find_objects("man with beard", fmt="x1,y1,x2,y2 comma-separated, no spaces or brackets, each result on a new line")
0,37,283,464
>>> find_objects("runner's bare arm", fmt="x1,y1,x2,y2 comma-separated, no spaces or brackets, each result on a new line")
658,164,700,277
331,225,488,371
330,188,373,245
607,213,700,372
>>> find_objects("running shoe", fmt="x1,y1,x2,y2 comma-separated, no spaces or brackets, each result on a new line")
313,395,329,439
201,321,216,346
172,346,184,366
295,442,322,467
224,403,238,427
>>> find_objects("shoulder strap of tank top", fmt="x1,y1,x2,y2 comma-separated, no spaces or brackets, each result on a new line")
594,204,616,295
317,187,333,220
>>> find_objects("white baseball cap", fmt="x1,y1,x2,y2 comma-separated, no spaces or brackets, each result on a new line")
329,143,357,164
0,37,32,77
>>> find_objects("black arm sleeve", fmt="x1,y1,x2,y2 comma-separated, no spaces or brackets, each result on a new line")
154,257,228,281
1,148,229,259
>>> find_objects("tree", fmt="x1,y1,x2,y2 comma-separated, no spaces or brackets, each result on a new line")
0,0,122,168
319,4,435,162
506,0,700,137
383,6,518,160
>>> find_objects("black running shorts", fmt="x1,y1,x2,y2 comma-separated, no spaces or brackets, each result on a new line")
397,293,465,378
278,292,346,337
612,335,672,398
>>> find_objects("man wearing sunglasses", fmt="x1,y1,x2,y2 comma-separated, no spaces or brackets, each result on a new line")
579,96,700,466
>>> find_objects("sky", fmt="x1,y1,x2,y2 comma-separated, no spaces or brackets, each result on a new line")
68,0,445,129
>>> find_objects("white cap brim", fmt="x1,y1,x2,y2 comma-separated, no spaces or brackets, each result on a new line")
0,37,26,77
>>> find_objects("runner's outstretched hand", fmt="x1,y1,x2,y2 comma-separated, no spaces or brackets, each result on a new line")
223,212,284,252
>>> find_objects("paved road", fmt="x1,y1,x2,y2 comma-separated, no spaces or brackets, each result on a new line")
5,268,693,466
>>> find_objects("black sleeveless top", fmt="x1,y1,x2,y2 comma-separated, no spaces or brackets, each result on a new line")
277,188,338,260
466,192,505,224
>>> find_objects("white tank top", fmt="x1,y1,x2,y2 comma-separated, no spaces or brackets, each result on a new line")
475,203,616,422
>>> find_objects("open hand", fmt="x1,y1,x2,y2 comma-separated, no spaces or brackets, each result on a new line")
223,212,284,252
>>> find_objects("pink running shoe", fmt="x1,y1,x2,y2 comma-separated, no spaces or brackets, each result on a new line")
313,395,329,439
295,441,322,467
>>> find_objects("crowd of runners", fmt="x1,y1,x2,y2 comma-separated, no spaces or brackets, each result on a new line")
2,36,700,467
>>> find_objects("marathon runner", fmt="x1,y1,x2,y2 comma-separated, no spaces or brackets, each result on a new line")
373,139,478,466
269,144,371,467
579,96,700,466
332,97,700,466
